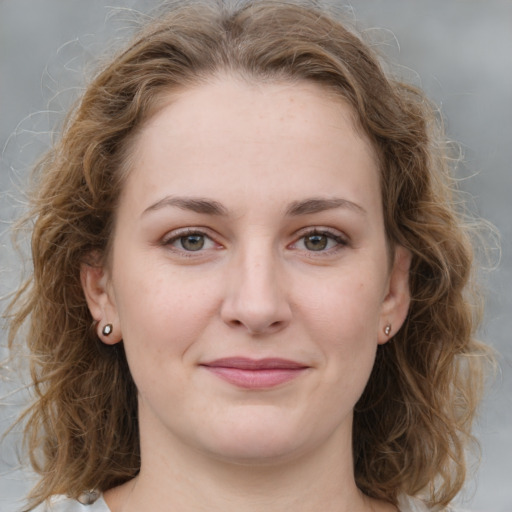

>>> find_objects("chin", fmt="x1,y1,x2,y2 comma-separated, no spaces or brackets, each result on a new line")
206,439,305,466
195,411,317,465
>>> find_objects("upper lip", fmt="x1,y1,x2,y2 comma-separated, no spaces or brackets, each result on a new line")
200,357,309,370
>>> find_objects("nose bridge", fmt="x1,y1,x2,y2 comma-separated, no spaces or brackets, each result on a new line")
221,236,291,334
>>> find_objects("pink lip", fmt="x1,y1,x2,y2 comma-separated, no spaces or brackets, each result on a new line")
200,358,309,389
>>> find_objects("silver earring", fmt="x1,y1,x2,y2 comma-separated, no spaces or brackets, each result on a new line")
102,323,113,336
384,324,392,336
78,490,100,505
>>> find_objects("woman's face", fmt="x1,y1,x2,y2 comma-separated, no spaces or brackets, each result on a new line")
83,77,410,465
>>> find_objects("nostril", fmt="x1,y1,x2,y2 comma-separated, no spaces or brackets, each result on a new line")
220,281,292,335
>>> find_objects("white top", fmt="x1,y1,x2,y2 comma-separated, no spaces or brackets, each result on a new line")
32,494,110,512
32,493,431,511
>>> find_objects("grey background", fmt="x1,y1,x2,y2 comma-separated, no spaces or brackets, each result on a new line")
1,1,511,511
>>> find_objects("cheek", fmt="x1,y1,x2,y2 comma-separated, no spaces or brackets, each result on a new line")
303,274,384,339
113,281,211,404
298,265,386,380
112,260,220,362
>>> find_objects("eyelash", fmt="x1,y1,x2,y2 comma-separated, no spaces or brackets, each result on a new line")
160,227,348,256
161,228,219,255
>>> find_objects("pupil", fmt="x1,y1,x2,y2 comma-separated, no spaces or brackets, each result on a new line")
181,234,204,251
305,234,327,251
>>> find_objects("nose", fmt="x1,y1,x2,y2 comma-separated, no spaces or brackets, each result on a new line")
220,245,292,336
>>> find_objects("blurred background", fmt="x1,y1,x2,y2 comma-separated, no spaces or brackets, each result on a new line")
1,1,511,511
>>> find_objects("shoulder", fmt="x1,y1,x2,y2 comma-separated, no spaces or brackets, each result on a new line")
397,495,464,512
31,494,110,512
398,494,429,512
397,495,433,512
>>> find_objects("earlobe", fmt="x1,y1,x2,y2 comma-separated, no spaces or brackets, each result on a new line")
378,245,412,345
80,258,121,345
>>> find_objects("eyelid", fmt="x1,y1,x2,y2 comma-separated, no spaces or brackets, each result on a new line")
161,227,210,244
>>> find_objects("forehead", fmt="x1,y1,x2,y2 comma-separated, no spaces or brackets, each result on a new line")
120,76,381,217
138,76,369,148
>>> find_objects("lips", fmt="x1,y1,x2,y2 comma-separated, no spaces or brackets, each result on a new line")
200,357,309,389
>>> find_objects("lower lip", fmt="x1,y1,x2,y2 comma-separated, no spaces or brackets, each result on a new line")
202,366,307,389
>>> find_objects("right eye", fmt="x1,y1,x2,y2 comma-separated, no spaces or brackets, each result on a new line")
163,230,218,252
174,233,207,251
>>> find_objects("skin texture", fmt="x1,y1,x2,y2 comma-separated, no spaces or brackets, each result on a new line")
82,77,411,512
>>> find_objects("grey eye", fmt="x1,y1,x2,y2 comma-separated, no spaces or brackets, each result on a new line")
180,234,205,251
303,234,329,251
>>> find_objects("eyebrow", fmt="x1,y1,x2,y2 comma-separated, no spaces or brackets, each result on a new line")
142,195,366,218
142,196,228,216
285,197,366,216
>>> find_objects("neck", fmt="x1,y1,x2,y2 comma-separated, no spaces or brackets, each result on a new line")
106,422,386,512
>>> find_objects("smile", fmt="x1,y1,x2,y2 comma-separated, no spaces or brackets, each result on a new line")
200,357,310,389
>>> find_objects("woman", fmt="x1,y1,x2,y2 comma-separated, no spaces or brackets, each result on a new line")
7,1,490,511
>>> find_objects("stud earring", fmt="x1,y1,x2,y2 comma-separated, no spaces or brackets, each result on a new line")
384,324,392,336
102,323,113,336
78,490,100,505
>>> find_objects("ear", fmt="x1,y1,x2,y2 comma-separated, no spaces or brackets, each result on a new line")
81,255,122,345
378,245,412,344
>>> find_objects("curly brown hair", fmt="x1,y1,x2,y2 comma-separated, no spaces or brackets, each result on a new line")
7,0,490,509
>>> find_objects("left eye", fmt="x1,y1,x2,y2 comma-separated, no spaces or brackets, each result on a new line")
294,231,345,252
